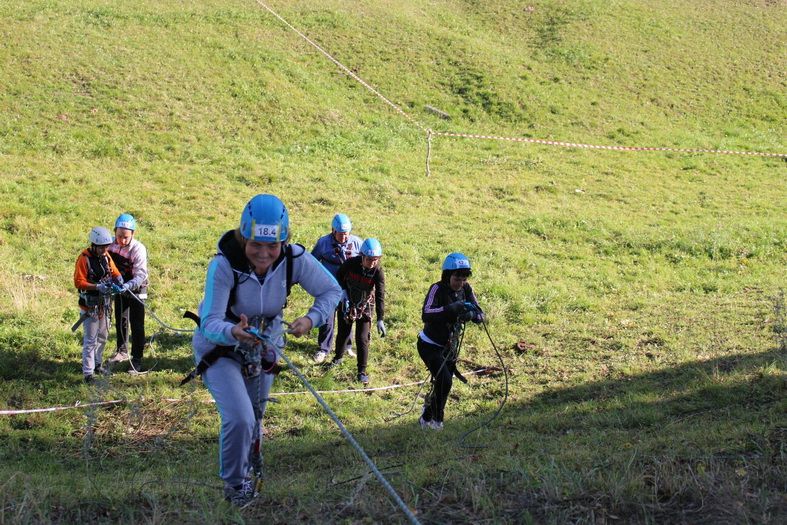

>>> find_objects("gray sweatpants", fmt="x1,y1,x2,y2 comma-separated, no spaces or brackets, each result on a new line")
203,356,276,488
82,310,108,376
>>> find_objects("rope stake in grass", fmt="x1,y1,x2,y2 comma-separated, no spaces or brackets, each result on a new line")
425,129,433,177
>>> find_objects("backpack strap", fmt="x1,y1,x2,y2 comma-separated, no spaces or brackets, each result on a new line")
225,270,241,323
284,243,305,305
286,244,294,297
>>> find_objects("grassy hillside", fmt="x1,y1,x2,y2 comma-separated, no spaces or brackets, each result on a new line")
0,0,785,523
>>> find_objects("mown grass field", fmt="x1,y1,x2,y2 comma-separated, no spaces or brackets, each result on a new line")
0,0,785,523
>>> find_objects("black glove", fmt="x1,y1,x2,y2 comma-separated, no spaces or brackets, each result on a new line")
458,310,473,322
445,301,467,316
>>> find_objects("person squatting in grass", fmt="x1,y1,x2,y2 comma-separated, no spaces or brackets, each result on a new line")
329,238,386,385
107,213,149,372
191,194,342,507
73,226,124,383
417,252,484,430
310,213,362,363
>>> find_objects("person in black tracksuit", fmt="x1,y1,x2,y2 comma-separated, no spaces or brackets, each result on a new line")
331,238,386,384
417,252,484,430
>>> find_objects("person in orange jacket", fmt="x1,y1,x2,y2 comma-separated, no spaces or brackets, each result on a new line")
73,227,123,383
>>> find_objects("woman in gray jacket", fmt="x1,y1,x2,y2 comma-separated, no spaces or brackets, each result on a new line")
192,194,341,506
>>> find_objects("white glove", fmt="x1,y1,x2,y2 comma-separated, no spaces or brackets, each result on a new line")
376,320,386,337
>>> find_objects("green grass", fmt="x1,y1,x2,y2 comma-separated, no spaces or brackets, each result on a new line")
0,0,785,523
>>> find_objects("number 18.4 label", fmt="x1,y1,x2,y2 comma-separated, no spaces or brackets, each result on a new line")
253,224,279,238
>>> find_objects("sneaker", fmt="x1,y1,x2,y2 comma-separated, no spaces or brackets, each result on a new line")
326,358,343,370
345,346,356,358
313,350,328,363
109,350,129,363
95,365,108,376
419,416,443,431
130,360,142,371
357,372,369,385
224,479,257,507
84,374,94,384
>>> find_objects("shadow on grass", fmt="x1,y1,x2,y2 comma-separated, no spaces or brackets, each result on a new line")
0,326,322,382
0,329,197,382
257,347,785,524
1,348,783,524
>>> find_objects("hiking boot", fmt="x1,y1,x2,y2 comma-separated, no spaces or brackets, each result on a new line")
224,479,257,507
419,416,431,429
357,372,369,385
326,358,343,370
430,420,444,431
84,374,94,384
95,364,108,375
313,350,328,364
130,359,142,372
109,350,129,363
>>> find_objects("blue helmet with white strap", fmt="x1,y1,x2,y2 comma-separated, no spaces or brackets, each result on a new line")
240,194,289,242
115,213,137,231
442,252,471,272
331,213,352,233
360,238,382,257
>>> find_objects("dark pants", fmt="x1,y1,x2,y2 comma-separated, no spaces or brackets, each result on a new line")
417,338,452,423
317,306,351,353
114,291,146,362
334,315,370,374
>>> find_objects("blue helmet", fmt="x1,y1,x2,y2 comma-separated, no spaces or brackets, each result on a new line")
331,213,352,233
115,213,137,231
360,238,382,257
442,252,471,271
240,194,289,242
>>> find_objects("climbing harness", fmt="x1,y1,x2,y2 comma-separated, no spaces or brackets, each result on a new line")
342,270,378,323
73,280,122,332
343,289,374,323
